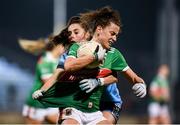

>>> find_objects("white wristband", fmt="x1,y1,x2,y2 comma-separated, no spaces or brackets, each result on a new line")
98,78,105,86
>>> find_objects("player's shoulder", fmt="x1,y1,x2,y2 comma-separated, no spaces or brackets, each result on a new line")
70,42,80,47
108,47,123,55
68,42,80,51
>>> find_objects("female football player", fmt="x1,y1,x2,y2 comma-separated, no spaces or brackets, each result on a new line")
62,6,146,124
22,39,63,124
33,6,146,124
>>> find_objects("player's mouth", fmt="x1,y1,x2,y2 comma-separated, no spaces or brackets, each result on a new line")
108,40,114,47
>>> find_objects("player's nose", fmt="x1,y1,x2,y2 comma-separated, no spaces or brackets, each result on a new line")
112,36,117,42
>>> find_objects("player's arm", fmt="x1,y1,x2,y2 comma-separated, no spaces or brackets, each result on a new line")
32,68,65,99
64,43,94,71
64,43,105,72
112,49,146,98
40,68,65,91
32,52,66,99
79,69,118,93
122,68,146,98
102,75,118,85
79,75,118,93
122,68,144,84
39,57,66,91
64,55,95,72
97,69,118,86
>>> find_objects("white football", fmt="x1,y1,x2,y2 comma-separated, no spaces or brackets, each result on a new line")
77,41,104,68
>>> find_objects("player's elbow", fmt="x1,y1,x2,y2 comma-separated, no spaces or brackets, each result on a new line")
64,63,73,72
64,63,79,72
114,78,118,83
64,58,77,72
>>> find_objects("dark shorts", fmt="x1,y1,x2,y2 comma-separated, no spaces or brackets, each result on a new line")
100,102,122,122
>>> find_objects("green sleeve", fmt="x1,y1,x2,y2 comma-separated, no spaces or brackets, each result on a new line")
38,61,54,79
68,43,80,58
102,48,128,71
111,48,128,71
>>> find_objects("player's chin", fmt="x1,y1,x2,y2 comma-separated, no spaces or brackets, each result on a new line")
105,44,111,50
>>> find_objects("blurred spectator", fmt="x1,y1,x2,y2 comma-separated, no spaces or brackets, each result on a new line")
148,64,171,124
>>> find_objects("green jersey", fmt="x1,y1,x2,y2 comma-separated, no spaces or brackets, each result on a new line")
149,75,169,103
101,47,128,71
39,43,128,112
25,52,58,108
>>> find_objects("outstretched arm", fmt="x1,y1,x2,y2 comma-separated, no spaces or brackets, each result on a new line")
32,68,65,99
122,68,144,84
122,68,146,98
40,68,65,91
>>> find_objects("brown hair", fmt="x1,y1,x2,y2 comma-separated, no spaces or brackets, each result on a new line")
67,16,89,32
80,6,122,35
51,28,70,47
51,16,90,47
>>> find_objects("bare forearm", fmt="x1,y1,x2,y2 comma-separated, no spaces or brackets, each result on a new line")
103,75,118,85
64,55,94,72
41,68,64,91
123,68,144,84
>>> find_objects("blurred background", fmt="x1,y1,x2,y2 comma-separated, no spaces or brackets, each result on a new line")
0,0,180,124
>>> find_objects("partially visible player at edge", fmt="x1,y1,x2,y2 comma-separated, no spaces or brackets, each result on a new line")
22,39,64,124
148,64,171,124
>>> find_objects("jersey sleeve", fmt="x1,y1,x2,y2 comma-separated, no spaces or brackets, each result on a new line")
67,43,79,58
37,62,54,80
102,48,129,71
111,49,129,71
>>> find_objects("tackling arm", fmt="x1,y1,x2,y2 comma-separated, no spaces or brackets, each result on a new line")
40,68,65,92
79,69,118,93
32,68,65,99
79,75,118,93
64,55,95,72
102,75,118,86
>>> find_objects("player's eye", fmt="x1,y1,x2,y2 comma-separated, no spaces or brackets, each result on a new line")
74,31,79,35
110,32,116,36
74,29,79,35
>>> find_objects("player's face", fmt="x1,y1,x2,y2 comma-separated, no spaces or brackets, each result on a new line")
68,23,88,42
159,65,169,77
97,22,120,49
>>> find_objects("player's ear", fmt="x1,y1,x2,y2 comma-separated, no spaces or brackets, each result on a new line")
96,26,103,34
85,32,91,41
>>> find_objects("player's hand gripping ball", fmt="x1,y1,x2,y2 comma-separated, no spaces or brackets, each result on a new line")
77,41,106,68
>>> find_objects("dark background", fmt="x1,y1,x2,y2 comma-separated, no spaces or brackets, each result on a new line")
0,0,180,123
